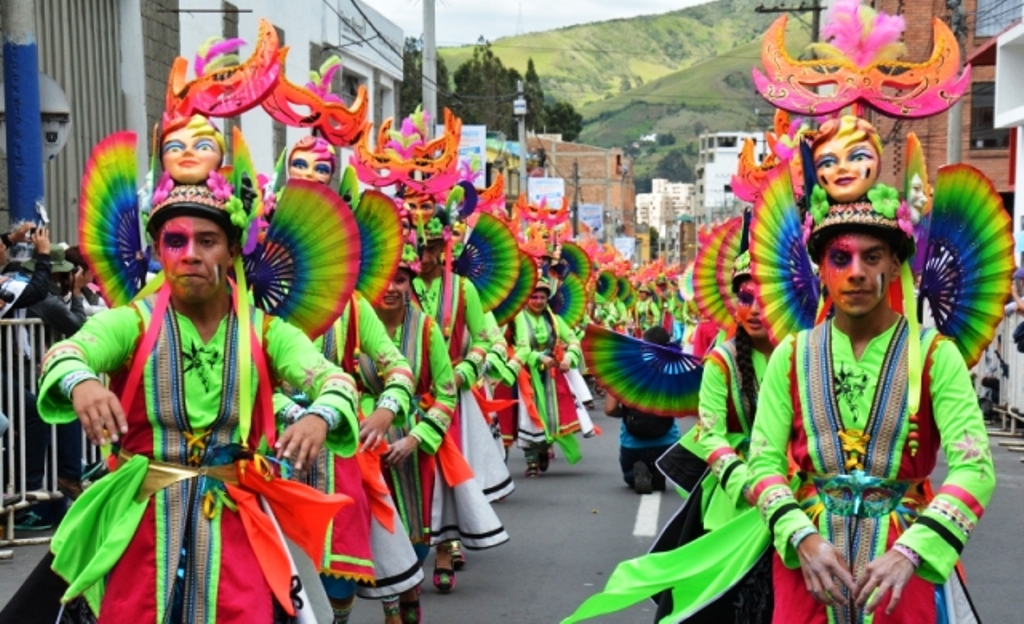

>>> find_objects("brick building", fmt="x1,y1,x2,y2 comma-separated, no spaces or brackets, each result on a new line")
524,134,636,241
871,0,1015,203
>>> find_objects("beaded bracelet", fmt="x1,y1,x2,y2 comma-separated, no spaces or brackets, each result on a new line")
60,371,100,399
304,405,341,431
789,526,818,550
892,543,921,568
377,395,401,417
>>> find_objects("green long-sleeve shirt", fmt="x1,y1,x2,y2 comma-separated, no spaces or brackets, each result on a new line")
39,301,360,457
748,320,995,585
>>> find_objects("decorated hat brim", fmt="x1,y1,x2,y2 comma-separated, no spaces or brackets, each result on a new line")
147,202,241,242
806,220,914,263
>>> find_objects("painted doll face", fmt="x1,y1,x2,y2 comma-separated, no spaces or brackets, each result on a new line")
734,279,767,341
813,137,880,204
528,288,549,314
155,216,236,306
288,149,334,184
161,126,223,185
378,268,413,313
820,233,899,319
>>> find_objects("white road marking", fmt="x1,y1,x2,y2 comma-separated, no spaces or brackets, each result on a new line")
632,491,662,537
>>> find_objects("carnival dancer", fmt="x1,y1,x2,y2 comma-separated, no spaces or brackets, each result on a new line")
373,243,509,610
743,1,1008,617
7,176,361,623
651,248,776,623
509,277,590,476
272,138,422,624
634,284,661,336
352,107,514,587
747,125,996,622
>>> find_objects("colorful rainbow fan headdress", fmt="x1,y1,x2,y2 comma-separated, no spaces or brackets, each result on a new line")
752,0,970,119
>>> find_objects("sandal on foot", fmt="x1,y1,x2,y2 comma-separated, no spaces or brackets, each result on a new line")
399,600,421,623
450,542,465,570
524,464,540,477
433,567,455,593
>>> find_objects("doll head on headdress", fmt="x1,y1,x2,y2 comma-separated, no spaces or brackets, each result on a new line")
160,114,226,185
288,135,337,184
805,115,915,263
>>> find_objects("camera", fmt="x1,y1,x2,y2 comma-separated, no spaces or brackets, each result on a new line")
0,287,15,303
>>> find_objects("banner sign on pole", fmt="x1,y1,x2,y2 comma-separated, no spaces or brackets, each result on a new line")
614,236,635,261
437,124,487,186
527,177,565,208
578,203,603,236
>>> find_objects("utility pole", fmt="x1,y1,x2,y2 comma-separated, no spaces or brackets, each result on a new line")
422,0,437,130
514,80,528,200
754,2,825,41
3,0,45,224
571,159,581,237
946,0,968,164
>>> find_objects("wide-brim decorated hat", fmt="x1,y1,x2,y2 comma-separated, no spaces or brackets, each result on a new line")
731,250,751,290
804,184,915,262
147,178,246,243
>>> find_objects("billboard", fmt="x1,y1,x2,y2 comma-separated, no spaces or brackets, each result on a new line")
614,236,636,260
527,177,565,208
578,203,604,236
436,124,487,186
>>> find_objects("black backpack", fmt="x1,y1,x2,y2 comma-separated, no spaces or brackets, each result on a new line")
623,407,674,440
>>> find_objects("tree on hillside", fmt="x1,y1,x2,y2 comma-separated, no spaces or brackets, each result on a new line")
451,43,521,135
544,100,583,142
654,149,694,183
524,59,547,131
400,37,451,118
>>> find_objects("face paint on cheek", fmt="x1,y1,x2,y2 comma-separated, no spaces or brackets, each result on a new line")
876,273,885,298
213,265,221,286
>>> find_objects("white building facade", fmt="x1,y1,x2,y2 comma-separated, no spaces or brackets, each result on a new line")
692,131,767,225
636,178,693,262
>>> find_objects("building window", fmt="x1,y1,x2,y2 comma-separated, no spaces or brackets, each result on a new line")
970,82,1010,150
716,136,737,148
976,0,1019,37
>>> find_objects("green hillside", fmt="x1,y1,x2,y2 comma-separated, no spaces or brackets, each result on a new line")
438,0,780,109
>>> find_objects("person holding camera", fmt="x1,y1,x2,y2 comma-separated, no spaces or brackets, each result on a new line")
0,225,55,315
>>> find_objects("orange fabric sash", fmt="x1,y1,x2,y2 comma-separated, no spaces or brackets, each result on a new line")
228,460,351,616
355,445,397,533
438,434,474,487
516,367,545,431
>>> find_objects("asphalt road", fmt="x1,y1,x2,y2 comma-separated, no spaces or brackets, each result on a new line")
3,413,1023,624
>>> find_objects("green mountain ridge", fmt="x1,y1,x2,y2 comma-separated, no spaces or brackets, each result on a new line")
438,1,810,186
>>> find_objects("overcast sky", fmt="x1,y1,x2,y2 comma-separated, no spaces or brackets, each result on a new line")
362,0,711,45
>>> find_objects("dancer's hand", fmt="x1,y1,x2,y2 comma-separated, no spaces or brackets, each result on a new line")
797,533,855,606
855,549,916,615
277,414,327,471
72,379,128,445
559,360,570,372
540,355,555,368
360,407,394,452
382,435,418,466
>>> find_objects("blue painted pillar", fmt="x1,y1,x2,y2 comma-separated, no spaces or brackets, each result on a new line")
2,0,44,224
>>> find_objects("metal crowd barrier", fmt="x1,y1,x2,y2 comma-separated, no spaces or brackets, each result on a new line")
973,307,1024,428
0,318,101,555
